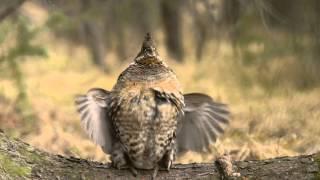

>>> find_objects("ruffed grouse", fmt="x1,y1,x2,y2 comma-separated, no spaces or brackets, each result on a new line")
75,33,230,177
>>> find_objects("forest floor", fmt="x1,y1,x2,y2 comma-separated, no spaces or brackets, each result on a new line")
1,1,320,164
1,32,320,164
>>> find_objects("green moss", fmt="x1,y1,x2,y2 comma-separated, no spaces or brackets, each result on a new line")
315,153,320,180
0,153,31,178
18,146,42,163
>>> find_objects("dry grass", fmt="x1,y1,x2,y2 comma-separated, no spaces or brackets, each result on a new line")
1,2,320,164
1,33,320,164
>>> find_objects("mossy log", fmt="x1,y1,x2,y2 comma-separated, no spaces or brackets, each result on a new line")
0,131,319,180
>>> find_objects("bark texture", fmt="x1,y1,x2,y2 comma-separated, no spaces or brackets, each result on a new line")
0,131,319,180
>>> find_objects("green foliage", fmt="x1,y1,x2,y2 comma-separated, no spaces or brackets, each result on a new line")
0,16,47,132
0,22,10,45
228,8,320,95
46,11,79,36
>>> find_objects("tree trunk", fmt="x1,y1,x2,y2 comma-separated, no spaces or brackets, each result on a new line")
0,0,26,22
0,131,319,179
80,0,108,73
160,0,184,62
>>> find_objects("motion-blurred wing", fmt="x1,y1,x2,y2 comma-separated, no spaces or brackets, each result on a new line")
176,93,230,154
75,88,115,153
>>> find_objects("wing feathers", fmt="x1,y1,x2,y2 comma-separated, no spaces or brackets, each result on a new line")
176,93,230,154
74,88,114,153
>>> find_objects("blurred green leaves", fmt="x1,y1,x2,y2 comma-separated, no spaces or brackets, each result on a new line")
0,16,47,132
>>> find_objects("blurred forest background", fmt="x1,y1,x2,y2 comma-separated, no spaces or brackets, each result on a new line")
1,0,320,163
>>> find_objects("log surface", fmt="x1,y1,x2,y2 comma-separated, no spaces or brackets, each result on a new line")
0,131,319,180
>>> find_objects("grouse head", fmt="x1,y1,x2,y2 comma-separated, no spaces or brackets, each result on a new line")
135,33,162,65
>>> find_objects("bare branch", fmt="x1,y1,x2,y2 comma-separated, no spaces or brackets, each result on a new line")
0,0,26,22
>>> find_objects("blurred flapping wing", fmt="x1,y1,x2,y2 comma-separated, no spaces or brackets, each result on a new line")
176,93,230,154
75,88,115,153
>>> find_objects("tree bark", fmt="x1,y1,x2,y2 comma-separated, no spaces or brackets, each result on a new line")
0,131,319,180
160,0,184,62
80,0,108,73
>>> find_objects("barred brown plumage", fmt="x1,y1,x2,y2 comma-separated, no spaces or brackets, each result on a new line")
75,33,230,178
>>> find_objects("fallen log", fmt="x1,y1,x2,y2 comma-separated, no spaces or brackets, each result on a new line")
0,131,319,179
